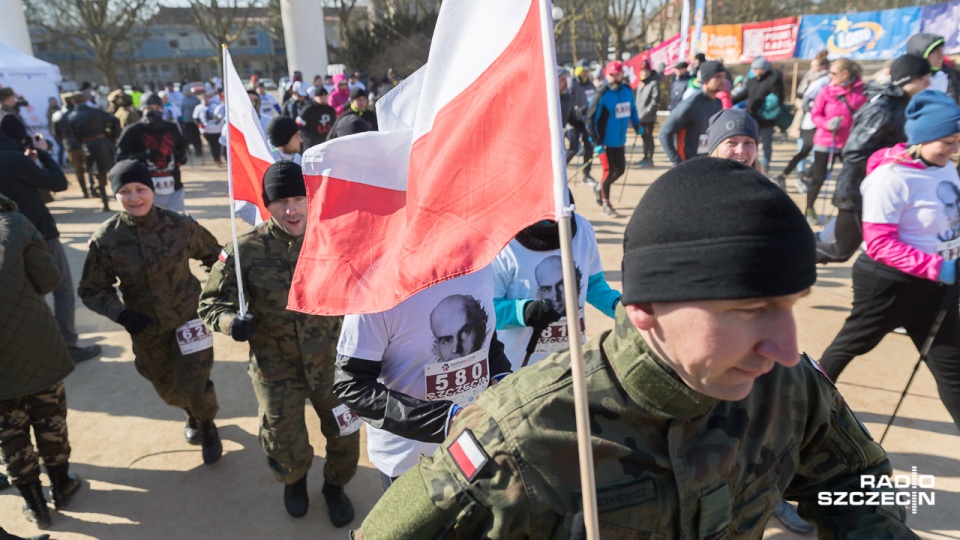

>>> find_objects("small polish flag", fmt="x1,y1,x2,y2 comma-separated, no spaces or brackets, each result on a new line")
447,429,489,482
218,249,228,264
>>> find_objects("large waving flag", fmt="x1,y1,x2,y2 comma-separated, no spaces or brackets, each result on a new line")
223,47,274,223
288,0,565,316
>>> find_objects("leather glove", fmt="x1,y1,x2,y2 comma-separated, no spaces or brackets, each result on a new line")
117,309,153,336
229,313,256,342
827,116,842,132
593,144,605,155
523,300,562,328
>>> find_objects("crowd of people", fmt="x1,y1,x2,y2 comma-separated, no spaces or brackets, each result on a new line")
1,28,959,540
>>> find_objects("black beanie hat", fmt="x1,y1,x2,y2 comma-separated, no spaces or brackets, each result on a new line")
262,160,306,206
890,54,932,87
267,116,299,147
621,158,816,304
697,60,726,83
109,159,154,194
144,94,163,107
350,86,366,100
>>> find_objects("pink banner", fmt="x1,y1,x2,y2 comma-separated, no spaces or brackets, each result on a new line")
740,17,799,63
625,33,684,88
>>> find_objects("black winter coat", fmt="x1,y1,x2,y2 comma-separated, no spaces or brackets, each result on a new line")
832,84,910,211
733,70,785,128
0,133,68,240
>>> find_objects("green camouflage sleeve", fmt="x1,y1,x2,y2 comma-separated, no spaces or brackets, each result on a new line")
355,404,536,539
197,242,240,336
786,358,914,539
188,218,223,272
77,237,126,322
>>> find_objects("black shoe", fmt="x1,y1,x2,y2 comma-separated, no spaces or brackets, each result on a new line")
16,482,51,529
284,476,309,518
184,414,201,445
199,421,222,465
322,483,355,528
46,464,81,510
69,344,101,363
0,472,9,490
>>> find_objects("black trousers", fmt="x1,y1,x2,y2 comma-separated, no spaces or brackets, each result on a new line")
640,122,655,161
816,208,862,264
182,122,202,155
807,149,841,211
564,119,593,176
820,255,960,430
203,133,222,163
601,146,626,200
783,128,815,177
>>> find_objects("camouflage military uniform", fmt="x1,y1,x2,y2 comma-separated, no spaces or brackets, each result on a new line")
0,383,70,486
355,306,914,539
198,219,359,486
78,206,221,422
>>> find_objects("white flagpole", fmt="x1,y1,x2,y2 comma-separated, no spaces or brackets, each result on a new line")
222,44,247,317
540,1,599,538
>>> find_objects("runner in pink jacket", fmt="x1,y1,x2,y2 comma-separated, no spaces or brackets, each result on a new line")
329,74,351,116
805,58,867,222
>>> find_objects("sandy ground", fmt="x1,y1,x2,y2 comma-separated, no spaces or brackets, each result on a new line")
1,135,957,539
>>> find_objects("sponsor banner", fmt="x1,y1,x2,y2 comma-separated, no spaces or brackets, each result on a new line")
796,8,920,60
921,0,960,54
701,24,743,64
741,17,799,63
691,0,707,55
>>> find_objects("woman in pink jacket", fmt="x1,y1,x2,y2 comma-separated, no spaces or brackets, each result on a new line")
820,90,960,432
807,58,867,223
329,73,351,116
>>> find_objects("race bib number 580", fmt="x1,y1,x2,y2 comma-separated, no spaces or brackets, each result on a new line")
424,349,489,408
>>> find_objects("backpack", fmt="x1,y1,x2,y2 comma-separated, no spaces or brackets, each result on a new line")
760,93,781,121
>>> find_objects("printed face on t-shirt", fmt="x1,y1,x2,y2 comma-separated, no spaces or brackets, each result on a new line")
937,181,960,241
429,295,488,361
534,256,582,317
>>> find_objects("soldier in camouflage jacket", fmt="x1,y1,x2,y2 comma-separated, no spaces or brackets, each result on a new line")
353,159,914,539
197,161,358,526
77,160,223,466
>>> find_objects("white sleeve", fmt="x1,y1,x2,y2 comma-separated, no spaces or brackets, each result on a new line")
861,166,907,225
492,247,517,299
337,312,390,362
577,215,604,277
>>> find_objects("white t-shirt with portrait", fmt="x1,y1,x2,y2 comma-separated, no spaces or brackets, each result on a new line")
337,267,496,477
862,162,960,259
493,214,603,370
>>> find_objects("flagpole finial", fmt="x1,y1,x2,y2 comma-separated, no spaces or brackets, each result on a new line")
221,43,227,49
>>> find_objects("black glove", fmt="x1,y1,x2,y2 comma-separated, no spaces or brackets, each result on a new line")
117,309,153,336
229,313,256,342
523,300,562,328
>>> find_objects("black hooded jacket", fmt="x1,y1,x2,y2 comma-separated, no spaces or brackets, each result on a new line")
832,83,910,211
116,116,188,190
0,133,68,240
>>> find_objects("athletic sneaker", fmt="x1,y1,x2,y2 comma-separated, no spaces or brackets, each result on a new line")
582,175,598,186
601,202,622,218
893,327,908,335
773,174,787,191
794,177,810,194
593,182,603,206
804,208,818,226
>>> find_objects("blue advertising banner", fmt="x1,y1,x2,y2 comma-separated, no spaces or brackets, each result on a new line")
796,7,922,60
691,0,707,54
921,0,960,54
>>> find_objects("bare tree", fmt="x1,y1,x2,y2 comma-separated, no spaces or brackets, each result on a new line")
23,0,157,87
326,0,362,50
186,0,264,70
605,0,643,58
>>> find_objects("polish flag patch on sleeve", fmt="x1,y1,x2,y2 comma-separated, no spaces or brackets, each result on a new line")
447,429,489,483
218,249,228,264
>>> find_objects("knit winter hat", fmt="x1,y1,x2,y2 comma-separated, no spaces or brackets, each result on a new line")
262,160,305,206
706,108,759,156
905,89,960,145
697,60,726,83
109,160,154,194
907,33,945,61
604,61,624,76
349,86,366,100
267,116,299,147
621,158,815,304
890,54,931,87
751,56,772,70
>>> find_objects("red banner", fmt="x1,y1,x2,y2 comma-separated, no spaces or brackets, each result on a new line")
740,17,799,63
625,33,685,88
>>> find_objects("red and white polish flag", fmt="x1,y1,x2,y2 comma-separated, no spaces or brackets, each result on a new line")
223,47,274,223
288,0,567,316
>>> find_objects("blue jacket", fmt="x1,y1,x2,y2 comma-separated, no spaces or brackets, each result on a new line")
586,83,640,148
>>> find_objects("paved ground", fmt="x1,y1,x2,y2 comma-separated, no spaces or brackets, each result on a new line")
1,135,957,539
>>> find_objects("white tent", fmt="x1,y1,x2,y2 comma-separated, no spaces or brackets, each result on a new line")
0,41,63,138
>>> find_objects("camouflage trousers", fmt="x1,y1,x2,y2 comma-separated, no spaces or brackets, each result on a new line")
251,368,360,486
132,329,219,422
0,382,70,486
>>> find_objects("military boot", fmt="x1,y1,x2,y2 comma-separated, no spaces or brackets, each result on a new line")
184,413,202,445
15,481,51,529
284,475,308,518
46,463,82,510
321,483,355,528
77,175,90,199
98,185,111,212
199,420,222,465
